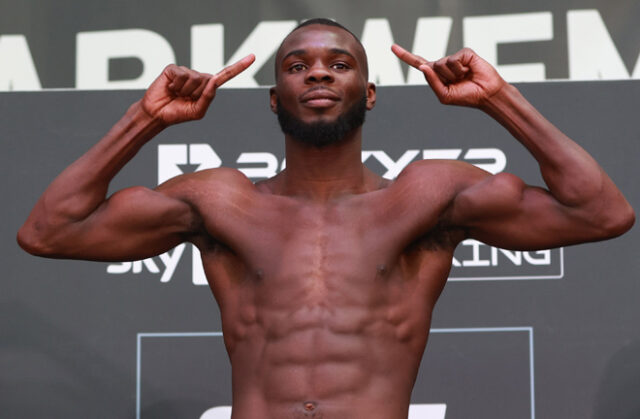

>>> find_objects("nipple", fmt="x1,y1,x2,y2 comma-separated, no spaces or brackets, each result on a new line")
303,401,316,411
377,264,388,278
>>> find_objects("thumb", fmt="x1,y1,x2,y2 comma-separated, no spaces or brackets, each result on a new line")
198,74,219,105
420,64,448,102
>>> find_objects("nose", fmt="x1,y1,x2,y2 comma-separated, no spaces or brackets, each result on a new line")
305,62,333,84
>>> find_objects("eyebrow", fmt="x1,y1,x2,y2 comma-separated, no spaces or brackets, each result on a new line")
281,48,357,63
329,48,357,60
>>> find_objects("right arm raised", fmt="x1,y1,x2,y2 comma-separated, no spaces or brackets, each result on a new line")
17,56,255,261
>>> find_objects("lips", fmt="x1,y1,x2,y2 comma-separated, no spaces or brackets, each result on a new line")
299,87,340,107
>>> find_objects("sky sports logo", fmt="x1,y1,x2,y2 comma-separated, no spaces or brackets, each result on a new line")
105,144,562,284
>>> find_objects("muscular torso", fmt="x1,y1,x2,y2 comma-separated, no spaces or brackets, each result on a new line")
184,164,465,419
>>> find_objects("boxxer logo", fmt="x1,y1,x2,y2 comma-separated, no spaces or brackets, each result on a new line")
155,143,507,185
106,143,558,284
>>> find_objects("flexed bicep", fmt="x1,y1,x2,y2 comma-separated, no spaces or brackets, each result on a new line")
19,184,199,261
449,170,628,250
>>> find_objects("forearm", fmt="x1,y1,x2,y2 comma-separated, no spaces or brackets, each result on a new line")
19,101,163,241
481,84,612,206
479,84,634,235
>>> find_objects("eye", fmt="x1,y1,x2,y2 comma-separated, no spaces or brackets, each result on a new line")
288,63,307,73
331,62,350,70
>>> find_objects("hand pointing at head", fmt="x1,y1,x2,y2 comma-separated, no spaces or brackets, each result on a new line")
141,54,256,126
391,45,506,108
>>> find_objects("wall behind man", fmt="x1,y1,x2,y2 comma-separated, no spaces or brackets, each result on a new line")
3,82,639,419
1,1,639,419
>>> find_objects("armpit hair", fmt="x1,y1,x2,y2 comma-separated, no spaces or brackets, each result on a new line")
407,221,467,252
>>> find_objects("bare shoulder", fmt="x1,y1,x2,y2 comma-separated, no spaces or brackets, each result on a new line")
391,159,491,197
398,159,529,218
386,159,527,235
155,167,257,202
396,158,527,200
370,160,484,249
151,167,264,248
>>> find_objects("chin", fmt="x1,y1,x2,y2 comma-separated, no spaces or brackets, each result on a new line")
277,96,367,148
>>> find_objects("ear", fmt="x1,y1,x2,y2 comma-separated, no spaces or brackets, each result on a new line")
269,87,278,114
365,82,376,110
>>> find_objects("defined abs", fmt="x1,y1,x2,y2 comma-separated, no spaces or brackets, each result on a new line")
230,323,413,419
260,324,374,401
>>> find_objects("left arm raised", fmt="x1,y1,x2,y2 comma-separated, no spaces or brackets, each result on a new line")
392,45,634,249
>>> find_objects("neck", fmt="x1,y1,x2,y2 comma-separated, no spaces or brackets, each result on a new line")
277,127,373,201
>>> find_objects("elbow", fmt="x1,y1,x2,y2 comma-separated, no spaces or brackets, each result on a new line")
597,201,635,239
16,222,57,257
17,225,44,256
17,227,39,256
614,203,636,235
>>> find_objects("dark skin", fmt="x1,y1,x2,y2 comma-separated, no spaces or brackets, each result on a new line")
18,24,634,419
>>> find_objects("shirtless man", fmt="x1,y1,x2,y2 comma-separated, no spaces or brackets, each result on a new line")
18,18,634,419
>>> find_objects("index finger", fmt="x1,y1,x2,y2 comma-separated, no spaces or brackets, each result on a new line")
199,54,256,103
391,44,430,70
214,54,256,87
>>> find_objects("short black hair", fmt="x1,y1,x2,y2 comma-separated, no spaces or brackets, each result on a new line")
294,18,363,46
274,18,368,80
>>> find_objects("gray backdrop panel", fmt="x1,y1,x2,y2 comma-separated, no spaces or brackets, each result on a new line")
1,82,639,419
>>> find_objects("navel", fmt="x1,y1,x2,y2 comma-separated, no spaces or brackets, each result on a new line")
376,264,389,279
296,401,322,418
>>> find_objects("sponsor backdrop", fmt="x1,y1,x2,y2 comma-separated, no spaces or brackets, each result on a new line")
1,0,640,91
1,1,639,419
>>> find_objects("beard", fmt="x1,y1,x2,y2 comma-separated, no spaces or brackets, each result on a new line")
276,92,367,148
